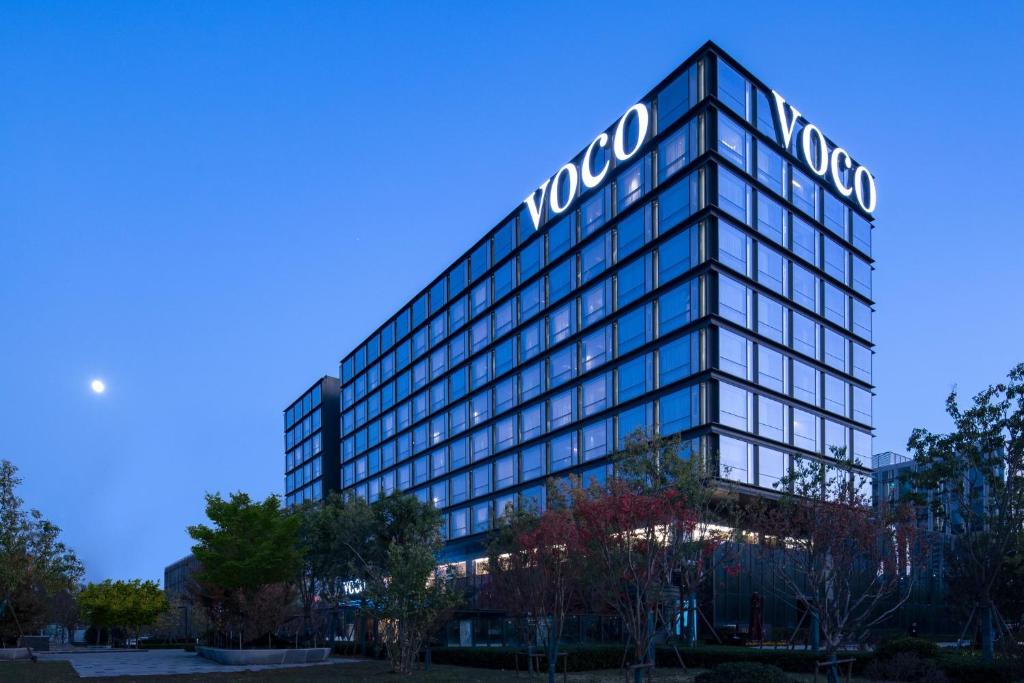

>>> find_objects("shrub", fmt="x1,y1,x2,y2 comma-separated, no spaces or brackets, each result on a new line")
937,654,1023,683
877,637,941,661
659,645,872,674
411,644,1022,682
333,642,386,659
426,644,875,674
865,653,947,683
695,662,796,683
429,645,624,672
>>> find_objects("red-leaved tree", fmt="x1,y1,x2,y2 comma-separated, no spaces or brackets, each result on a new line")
756,451,923,671
613,429,741,645
485,505,582,683
570,481,696,672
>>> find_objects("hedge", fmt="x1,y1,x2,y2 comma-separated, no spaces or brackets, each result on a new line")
428,645,1023,682
427,645,874,674
429,645,624,672
875,636,940,660
935,654,1024,683
656,645,872,674
694,662,796,683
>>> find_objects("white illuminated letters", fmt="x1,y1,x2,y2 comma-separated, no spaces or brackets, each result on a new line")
523,101,651,230
800,124,829,176
582,133,610,189
549,163,579,214
853,166,877,213
613,103,649,162
771,90,801,150
829,148,853,198
771,89,877,215
523,179,550,232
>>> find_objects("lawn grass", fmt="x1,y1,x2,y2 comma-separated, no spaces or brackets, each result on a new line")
0,659,568,683
0,659,891,683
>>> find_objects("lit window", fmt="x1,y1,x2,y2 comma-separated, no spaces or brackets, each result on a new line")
757,243,785,294
718,328,750,380
758,396,787,443
756,143,784,195
717,112,748,171
717,60,750,119
617,355,649,402
659,334,695,386
718,275,749,327
660,386,697,435
719,382,750,432
549,432,577,471
718,221,749,275
719,435,750,483
718,167,750,224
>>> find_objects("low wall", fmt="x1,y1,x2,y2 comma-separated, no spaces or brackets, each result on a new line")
0,648,33,661
195,646,331,665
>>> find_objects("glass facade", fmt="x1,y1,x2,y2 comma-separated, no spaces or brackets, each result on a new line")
284,376,340,506
333,43,875,563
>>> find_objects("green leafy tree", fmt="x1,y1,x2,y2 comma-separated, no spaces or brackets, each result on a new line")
79,579,167,646
46,587,81,645
293,493,375,643
0,459,84,644
188,492,302,646
348,494,461,674
908,362,1024,662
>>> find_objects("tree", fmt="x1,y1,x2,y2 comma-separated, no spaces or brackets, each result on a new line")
0,460,84,644
485,504,583,683
293,493,375,644
756,450,922,681
188,492,302,647
569,479,696,680
613,429,740,645
46,588,81,645
907,362,1024,662
235,583,295,646
79,580,167,646
348,494,461,674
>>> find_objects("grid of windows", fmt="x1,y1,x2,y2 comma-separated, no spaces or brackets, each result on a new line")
331,45,875,541
338,57,713,537
284,379,338,506
710,53,874,489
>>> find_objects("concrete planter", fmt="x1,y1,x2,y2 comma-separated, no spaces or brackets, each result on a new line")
18,636,49,651
195,646,331,665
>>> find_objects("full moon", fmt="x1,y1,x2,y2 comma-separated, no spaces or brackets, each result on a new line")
90,379,106,394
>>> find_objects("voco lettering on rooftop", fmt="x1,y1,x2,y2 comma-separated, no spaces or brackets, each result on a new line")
770,90,877,215
522,102,650,231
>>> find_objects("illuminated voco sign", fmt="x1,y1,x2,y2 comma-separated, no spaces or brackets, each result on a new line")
523,102,650,230
771,91,877,214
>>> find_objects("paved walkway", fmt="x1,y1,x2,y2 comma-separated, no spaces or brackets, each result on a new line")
38,649,357,678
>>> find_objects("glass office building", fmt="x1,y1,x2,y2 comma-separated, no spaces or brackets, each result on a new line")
335,41,875,568
284,376,341,506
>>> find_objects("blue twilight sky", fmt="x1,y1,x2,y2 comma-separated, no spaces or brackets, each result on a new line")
1,1,1022,584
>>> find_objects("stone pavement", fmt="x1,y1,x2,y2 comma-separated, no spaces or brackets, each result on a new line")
38,649,358,678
